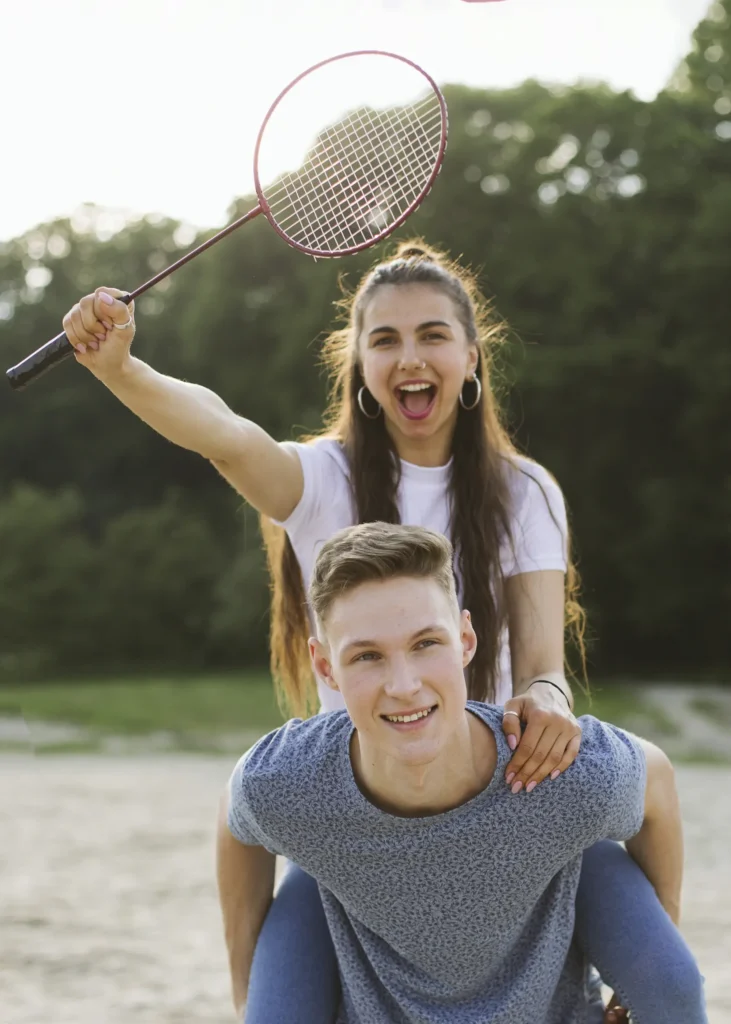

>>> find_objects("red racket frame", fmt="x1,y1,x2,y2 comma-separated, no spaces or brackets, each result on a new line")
6,50,447,390
253,49,448,257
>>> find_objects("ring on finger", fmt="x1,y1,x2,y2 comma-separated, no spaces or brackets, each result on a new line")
112,315,134,330
503,711,521,720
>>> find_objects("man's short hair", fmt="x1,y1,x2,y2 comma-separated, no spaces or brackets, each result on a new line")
309,522,458,630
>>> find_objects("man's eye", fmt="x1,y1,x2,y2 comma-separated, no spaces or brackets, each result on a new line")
354,651,380,662
416,639,438,650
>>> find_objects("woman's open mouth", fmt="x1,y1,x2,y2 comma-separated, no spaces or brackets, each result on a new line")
395,381,438,421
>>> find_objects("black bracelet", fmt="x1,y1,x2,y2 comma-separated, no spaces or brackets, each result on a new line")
528,679,573,711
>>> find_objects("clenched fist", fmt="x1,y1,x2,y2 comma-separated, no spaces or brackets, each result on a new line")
63,287,136,381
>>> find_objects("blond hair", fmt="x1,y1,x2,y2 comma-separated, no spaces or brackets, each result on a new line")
309,522,458,632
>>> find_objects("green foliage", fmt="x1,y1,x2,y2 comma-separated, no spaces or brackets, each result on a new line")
92,491,225,668
1,9,730,683
0,673,283,736
0,485,96,676
207,505,271,664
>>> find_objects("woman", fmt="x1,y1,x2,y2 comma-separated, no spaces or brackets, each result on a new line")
64,242,702,1023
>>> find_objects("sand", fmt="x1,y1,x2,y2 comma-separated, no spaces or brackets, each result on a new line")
1,755,728,1023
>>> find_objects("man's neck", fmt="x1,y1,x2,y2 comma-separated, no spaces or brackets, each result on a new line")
351,711,497,818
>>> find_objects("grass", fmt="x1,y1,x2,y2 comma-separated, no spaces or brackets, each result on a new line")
690,697,731,728
574,684,680,737
0,672,285,738
0,674,676,739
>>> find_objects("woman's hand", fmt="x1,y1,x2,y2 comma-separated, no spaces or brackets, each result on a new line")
501,682,581,793
63,286,135,382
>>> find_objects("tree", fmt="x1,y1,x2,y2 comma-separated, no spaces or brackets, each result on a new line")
1,5,729,681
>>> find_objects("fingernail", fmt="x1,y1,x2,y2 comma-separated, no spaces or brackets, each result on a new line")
511,781,523,794
526,781,537,793
76,343,87,354
99,291,114,305
102,320,113,329
94,333,105,342
507,735,517,751
550,769,560,781
506,772,515,784
89,341,99,351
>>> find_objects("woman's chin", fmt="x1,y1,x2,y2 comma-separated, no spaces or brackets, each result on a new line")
387,415,439,443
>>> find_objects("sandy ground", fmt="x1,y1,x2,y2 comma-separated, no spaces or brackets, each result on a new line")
1,755,728,1024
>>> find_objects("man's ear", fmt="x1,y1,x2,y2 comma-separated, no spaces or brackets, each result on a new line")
460,609,478,668
309,637,339,692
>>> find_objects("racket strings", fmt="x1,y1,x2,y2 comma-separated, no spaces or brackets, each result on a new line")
262,93,444,253
284,100,442,248
321,102,442,223
268,112,405,250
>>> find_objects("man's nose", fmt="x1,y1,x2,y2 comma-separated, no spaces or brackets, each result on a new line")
384,657,421,697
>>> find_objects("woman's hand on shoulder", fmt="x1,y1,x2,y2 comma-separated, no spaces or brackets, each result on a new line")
501,681,581,794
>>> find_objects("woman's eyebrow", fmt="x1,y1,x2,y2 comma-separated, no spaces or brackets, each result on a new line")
367,320,451,337
416,320,451,331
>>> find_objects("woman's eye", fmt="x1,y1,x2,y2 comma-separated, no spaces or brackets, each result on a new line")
423,332,447,342
371,335,395,347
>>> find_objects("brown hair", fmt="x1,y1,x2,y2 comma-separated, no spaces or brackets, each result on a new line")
309,522,457,632
261,239,586,717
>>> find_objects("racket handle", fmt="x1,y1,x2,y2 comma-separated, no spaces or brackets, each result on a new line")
6,292,133,391
6,330,75,390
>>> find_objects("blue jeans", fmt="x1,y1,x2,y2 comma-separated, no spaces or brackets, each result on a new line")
244,841,707,1023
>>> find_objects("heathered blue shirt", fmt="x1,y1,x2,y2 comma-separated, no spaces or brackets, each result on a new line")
228,704,646,1024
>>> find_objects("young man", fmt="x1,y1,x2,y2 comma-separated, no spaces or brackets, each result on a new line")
217,523,702,1023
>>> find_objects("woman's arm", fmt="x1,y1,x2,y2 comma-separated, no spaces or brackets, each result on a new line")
63,287,304,522
502,570,582,791
508,569,571,704
216,787,276,1019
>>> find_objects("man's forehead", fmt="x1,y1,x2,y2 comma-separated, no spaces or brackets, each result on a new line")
326,578,454,646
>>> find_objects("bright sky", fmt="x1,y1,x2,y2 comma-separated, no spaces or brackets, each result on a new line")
0,0,711,242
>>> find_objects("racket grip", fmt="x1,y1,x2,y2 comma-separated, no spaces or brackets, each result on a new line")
6,330,75,390
6,292,133,391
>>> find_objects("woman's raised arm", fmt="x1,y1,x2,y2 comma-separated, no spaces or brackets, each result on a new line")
64,286,304,522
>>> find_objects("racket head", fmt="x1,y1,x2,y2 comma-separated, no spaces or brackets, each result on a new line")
253,51,448,258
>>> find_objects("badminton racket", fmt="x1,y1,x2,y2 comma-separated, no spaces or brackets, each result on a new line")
6,50,447,390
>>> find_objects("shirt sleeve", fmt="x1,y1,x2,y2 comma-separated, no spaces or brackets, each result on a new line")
504,461,568,577
226,739,274,847
270,439,336,533
577,717,647,843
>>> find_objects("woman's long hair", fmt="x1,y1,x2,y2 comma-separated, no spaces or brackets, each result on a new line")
261,241,586,717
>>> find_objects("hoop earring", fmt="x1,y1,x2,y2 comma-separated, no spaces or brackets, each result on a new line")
459,375,482,411
357,385,382,420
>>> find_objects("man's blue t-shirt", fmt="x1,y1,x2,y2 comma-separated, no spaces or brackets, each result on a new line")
228,704,646,1024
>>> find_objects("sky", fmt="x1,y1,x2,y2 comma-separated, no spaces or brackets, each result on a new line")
0,0,712,242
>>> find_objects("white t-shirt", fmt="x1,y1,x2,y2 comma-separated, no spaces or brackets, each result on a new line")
276,437,568,711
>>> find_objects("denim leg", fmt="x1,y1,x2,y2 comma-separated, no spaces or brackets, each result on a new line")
575,840,707,1024
244,862,341,1024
